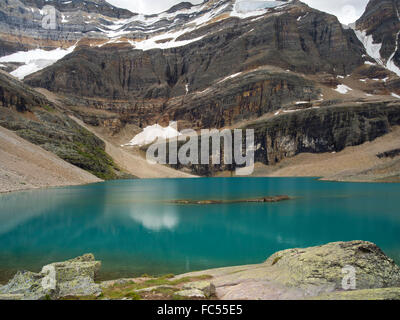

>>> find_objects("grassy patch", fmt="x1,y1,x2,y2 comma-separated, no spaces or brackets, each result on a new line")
100,274,213,300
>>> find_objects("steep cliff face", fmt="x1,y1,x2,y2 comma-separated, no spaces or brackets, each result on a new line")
248,101,400,165
0,0,134,55
165,101,400,176
19,0,133,18
355,0,400,75
26,1,365,93
0,70,48,111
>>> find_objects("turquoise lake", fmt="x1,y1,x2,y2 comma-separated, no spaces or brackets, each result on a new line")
0,178,399,282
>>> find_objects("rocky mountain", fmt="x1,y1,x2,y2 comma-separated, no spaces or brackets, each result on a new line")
355,0,400,76
0,70,126,179
0,0,399,180
22,0,368,128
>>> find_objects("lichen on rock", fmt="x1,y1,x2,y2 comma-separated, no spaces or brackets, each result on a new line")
264,241,400,295
0,254,102,300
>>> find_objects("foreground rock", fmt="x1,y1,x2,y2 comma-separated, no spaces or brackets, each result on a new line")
264,241,400,293
182,281,216,298
175,289,206,299
309,287,400,300
0,254,101,300
175,241,400,300
1,241,399,300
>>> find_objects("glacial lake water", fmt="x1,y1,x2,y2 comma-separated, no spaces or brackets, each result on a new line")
0,178,399,282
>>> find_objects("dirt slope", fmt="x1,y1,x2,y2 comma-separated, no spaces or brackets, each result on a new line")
70,117,195,179
0,126,102,193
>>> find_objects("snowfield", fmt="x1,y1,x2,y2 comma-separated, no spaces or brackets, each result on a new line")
232,0,290,18
123,122,181,147
354,30,383,65
0,46,76,80
354,4,400,77
235,0,289,12
391,93,400,99
335,84,353,94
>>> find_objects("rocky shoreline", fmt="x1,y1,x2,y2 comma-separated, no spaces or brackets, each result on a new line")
1,241,399,300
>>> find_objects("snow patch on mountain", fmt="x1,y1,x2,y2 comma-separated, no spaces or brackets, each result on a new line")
386,6,400,77
218,72,243,83
354,4,400,77
0,46,76,79
391,93,400,99
335,84,352,94
231,0,289,18
123,122,181,147
99,26,205,50
354,30,383,65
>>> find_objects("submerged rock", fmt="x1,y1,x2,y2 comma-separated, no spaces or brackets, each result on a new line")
0,254,102,300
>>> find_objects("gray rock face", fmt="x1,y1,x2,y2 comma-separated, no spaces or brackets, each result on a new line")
265,241,400,294
22,1,366,132
25,1,365,98
0,0,135,55
0,270,55,300
249,101,400,165
175,289,206,299
164,101,400,176
182,281,216,298
175,241,400,300
356,0,400,65
44,253,101,283
0,254,102,300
